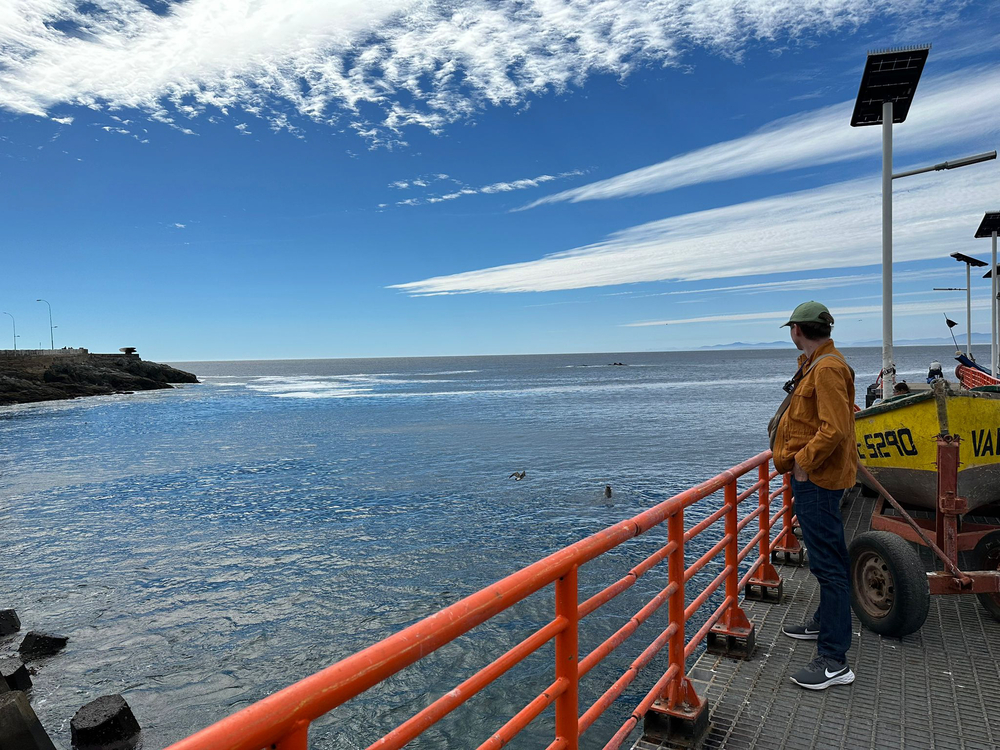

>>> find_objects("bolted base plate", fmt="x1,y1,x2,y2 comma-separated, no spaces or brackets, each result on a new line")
643,698,709,748
706,622,756,660
745,579,783,603
772,548,807,566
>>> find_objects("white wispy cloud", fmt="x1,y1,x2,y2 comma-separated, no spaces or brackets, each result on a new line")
0,1,956,142
51,115,73,125
522,63,1000,209
394,170,584,206
389,165,999,295
173,223,186,229
625,298,992,327
652,268,959,298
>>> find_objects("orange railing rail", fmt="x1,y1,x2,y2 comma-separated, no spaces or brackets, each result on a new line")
165,451,799,750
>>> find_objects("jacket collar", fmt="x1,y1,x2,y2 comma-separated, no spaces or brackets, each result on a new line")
797,338,836,369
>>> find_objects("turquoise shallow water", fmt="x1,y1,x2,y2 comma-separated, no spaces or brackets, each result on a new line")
0,347,948,748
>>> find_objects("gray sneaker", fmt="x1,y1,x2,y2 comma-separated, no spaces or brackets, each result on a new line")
782,621,820,640
790,656,855,690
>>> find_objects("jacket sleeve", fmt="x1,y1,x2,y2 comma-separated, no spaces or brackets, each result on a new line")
794,364,852,474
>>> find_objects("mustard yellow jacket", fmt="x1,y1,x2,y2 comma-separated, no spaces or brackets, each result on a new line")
773,340,858,490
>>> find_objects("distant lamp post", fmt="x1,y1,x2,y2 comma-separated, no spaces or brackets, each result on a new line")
935,252,989,358
977,212,1000,376
3,312,17,351
36,299,54,349
851,45,930,395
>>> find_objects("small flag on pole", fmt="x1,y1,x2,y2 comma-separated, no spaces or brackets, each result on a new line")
944,313,961,350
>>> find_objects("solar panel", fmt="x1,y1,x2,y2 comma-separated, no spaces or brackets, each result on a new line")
975,212,1000,239
951,252,988,267
851,45,931,127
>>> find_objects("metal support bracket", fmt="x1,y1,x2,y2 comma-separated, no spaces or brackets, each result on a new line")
771,548,806,566
707,606,756,659
643,678,709,748
744,576,783,603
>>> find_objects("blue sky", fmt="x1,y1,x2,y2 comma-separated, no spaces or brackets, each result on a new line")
1,1,999,361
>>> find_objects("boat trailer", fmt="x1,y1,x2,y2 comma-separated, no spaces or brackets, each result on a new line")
851,434,1000,636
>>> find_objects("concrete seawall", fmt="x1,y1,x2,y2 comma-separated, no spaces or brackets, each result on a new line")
0,348,89,359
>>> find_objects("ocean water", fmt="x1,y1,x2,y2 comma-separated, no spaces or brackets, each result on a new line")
0,347,950,748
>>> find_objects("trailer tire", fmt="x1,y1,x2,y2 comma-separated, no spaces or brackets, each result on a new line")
849,531,929,637
974,530,1000,622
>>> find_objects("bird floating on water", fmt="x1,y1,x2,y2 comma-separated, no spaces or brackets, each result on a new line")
509,471,526,481
604,485,613,498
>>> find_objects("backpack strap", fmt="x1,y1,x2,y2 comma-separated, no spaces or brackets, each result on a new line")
805,353,855,381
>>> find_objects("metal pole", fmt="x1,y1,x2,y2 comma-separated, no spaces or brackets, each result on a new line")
993,231,998,377
881,101,895,394
3,313,15,351
37,299,53,350
967,262,972,357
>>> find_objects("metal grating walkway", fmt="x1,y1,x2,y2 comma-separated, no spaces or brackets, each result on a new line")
635,491,1000,750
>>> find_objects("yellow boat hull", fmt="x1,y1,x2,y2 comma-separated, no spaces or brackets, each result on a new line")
855,383,1000,511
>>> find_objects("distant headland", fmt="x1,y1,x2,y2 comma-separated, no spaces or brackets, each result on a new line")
0,348,198,406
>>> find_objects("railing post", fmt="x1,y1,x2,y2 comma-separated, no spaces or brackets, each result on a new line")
747,461,783,602
554,565,579,750
275,722,309,750
772,472,805,565
644,508,707,745
706,480,756,659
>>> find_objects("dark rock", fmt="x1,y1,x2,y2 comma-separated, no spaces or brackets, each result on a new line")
0,691,57,750
0,353,198,406
71,694,141,750
0,611,19,637
0,660,30,691
0,676,8,694
18,632,68,658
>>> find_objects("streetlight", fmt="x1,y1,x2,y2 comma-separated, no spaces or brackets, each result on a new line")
3,312,17,351
934,252,988,358
36,299,54,350
851,46,997,395
977,212,1000,376
851,45,930,395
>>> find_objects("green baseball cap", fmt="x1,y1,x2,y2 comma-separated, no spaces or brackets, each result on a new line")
782,301,835,327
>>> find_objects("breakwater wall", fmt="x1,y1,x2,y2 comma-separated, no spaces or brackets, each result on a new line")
0,348,89,358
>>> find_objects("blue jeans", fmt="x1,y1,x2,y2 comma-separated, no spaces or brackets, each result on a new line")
791,477,852,663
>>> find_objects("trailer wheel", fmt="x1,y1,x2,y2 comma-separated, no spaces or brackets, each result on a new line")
974,530,1000,622
849,531,929,637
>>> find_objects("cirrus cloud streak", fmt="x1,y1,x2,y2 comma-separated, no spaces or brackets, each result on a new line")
390,166,999,295
521,63,1000,208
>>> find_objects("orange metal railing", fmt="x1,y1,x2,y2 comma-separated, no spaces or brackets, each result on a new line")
165,451,798,750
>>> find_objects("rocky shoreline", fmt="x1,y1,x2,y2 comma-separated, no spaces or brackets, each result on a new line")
0,353,198,406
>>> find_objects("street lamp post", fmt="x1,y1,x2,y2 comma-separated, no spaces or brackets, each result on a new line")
3,312,17,351
851,45,930,396
851,47,997,395
36,299,54,350
976,212,1000,376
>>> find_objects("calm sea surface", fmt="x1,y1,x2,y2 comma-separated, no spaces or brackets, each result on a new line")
0,347,949,748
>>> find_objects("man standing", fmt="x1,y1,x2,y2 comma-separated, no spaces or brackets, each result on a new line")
772,301,857,690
